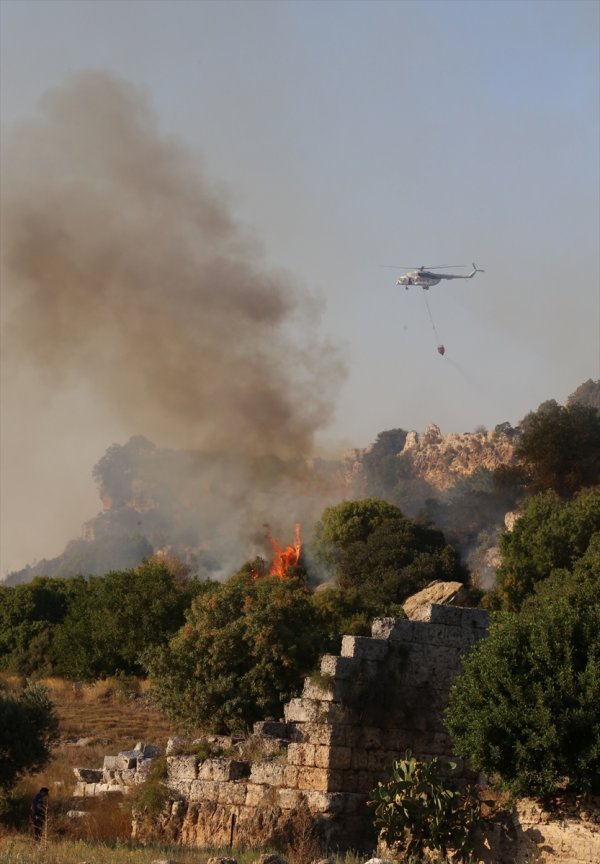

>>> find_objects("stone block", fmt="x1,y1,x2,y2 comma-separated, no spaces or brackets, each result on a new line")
371,618,414,642
356,770,377,793
304,790,346,814
164,778,191,800
320,654,357,680
284,697,318,723
165,735,188,755
383,728,415,752
315,745,352,770
314,745,329,768
198,758,250,781
276,787,304,810
287,742,315,767
344,792,368,812
367,750,394,772
341,636,388,662
300,722,346,746
283,765,299,787
103,755,121,771
217,781,247,806
134,742,161,759
95,783,120,794
167,755,198,781
188,779,220,802
359,726,382,749
427,605,489,631
351,748,369,770
245,782,276,807
296,766,332,792
113,769,136,785
312,701,353,724
249,761,285,785
302,678,336,702
73,767,103,783
135,758,156,780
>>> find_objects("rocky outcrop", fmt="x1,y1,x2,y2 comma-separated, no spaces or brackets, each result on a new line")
343,423,519,496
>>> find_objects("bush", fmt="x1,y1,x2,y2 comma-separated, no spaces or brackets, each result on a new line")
0,681,58,802
146,568,323,733
446,561,600,797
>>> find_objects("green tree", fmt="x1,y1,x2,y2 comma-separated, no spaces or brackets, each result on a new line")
0,682,58,799
489,488,600,611
146,568,322,733
313,499,465,606
361,429,408,497
446,563,600,797
52,561,203,679
516,400,600,497
0,577,85,676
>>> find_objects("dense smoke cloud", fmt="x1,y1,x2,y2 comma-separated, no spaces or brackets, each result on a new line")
1,71,343,460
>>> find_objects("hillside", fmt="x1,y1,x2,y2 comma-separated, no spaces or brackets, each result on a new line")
5,380,599,588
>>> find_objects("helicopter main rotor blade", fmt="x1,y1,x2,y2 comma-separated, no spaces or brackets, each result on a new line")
378,264,466,270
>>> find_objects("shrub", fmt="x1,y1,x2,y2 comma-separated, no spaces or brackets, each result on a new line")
146,569,322,733
0,681,58,803
446,558,600,797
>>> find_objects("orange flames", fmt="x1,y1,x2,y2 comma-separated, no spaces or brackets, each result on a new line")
253,523,302,580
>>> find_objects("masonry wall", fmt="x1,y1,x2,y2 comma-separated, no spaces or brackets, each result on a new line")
73,601,600,859
120,603,488,849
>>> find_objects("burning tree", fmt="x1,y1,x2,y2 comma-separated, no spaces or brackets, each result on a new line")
252,523,302,580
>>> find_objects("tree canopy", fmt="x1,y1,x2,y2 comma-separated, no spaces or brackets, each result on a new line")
489,488,600,611
146,568,323,733
313,498,465,605
516,400,600,498
0,563,203,680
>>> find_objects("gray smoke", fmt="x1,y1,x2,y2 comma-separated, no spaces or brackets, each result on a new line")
1,71,346,576
1,71,343,460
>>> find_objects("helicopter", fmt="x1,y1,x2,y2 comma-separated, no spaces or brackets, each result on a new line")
391,263,484,290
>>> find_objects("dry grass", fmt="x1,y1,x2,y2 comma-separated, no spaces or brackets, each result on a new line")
0,835,286,863
38,676,173,749
1,675,175,845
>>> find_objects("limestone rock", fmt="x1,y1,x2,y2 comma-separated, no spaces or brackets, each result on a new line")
402,580,470,620
72,767,102,783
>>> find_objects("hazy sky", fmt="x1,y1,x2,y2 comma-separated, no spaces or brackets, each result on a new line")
1,0,599,575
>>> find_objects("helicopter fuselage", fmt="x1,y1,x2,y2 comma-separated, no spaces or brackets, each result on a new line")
397,263,483,289
396,271,442,289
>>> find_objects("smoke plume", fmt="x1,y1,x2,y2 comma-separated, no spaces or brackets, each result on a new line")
1,71,343,460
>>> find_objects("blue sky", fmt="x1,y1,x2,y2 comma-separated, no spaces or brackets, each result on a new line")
1,0,599,573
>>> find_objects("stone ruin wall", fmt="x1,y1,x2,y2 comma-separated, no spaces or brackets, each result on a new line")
75,602,489,849
74,601,600,861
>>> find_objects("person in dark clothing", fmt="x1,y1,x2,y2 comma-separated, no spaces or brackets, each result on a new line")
31,787,49,841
